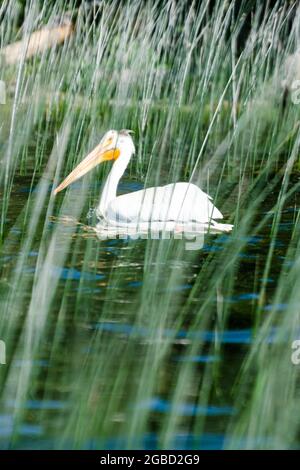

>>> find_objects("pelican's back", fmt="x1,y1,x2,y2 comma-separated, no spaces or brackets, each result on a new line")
104,182,223,225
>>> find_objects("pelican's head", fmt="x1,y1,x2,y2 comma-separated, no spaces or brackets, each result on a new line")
53,129,135,195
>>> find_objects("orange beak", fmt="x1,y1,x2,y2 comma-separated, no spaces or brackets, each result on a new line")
54,135,120,195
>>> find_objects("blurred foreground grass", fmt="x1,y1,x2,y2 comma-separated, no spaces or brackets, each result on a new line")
0,0,300,449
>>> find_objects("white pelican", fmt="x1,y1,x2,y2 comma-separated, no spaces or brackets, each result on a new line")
54,130,233,234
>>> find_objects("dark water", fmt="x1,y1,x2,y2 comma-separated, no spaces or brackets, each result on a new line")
0,174,297,450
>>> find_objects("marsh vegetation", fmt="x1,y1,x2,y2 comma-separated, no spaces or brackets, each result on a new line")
0,0,300,449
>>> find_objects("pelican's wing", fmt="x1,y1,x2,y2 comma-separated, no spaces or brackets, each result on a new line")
105,182,223,224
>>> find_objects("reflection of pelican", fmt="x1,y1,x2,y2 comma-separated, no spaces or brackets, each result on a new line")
54,130,233,233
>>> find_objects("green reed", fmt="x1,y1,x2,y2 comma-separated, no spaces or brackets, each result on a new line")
0,0,300,449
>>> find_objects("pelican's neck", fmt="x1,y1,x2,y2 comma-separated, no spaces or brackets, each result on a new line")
98,148,132,217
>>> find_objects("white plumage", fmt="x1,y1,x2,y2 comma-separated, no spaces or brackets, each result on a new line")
105,183,223,225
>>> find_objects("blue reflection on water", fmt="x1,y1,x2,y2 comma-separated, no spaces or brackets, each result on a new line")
2,431,289,450
0,432,226,450
93,322,254,344
127,281,143,288
264,303,288,312
0,415,43,437
174,354,219,363
21,265,105,281
6,399,68,410
92,322,289,345
225,293,259,303
12,359,49,368
137,398,235,416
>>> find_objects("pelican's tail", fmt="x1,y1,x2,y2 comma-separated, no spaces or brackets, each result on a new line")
210,221,233,233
